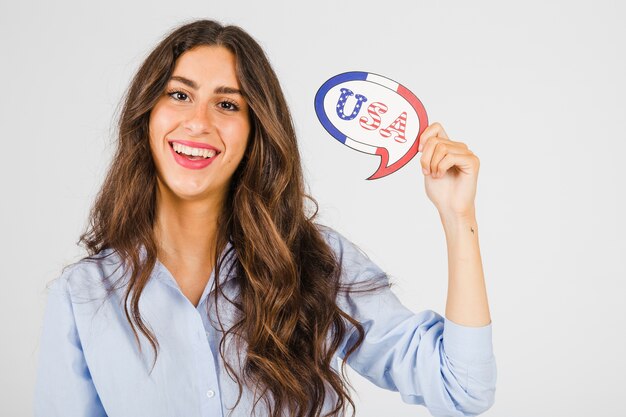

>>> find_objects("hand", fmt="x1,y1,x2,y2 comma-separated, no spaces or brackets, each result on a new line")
418,122,479,218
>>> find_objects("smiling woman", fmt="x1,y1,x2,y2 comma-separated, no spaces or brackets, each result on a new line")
34,18,496,417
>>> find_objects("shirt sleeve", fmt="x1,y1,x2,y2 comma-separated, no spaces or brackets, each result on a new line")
34,267,108,417
329,228,497,417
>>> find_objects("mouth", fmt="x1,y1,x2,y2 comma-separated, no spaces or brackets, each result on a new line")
167,139,221,170
167,139,221,161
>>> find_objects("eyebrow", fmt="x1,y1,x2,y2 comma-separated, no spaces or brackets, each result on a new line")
169,75,242,95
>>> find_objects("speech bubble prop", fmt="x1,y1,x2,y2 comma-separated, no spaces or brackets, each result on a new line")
314,71,428,180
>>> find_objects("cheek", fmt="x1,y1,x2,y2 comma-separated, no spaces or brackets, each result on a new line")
222,120,251,157
149,105,179,140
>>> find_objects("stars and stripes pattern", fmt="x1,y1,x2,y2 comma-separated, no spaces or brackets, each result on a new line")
336,88,368,120
314,71,428,179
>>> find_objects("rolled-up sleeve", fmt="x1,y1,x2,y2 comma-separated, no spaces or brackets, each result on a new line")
328,228,497,417
34,269,107,417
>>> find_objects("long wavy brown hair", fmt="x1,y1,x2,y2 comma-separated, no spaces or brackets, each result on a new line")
76,19,387,417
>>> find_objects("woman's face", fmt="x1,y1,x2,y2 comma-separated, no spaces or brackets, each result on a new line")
149,45,251,204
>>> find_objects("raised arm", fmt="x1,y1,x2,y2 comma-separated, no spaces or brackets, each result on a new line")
326,226,496,417
418,122,491,327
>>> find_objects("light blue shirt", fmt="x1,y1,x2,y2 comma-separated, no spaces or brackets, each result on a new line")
34,226,496,417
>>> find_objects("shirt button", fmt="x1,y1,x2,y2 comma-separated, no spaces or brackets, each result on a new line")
206,390,215,398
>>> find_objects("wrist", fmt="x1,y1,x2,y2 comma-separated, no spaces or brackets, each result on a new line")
439,208,477,226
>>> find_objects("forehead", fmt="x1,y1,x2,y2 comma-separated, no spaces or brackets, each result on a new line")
171,45,239,86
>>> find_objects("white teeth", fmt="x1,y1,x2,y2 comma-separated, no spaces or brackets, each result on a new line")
172,143,217,159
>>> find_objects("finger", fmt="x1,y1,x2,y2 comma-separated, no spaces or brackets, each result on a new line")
430,142,472,176
420,138,468,175
418,122,449,152
420,136,451,174
434,152,479,178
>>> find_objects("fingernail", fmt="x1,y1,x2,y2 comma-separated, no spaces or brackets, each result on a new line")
423,168,428,175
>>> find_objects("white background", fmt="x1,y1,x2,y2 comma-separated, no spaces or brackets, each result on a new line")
1,1,625,416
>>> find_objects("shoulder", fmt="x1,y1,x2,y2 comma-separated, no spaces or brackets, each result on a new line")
315,223,364,257
45,248,127,302
314,223,387,285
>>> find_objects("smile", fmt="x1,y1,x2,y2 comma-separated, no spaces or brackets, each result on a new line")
168,140,221,170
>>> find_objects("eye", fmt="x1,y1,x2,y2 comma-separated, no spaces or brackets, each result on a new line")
219,99,240,111
166,89,189,102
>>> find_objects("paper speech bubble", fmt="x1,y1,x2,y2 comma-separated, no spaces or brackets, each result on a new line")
314,71,428,180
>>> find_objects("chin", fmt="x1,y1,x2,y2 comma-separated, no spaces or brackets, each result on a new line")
175,181,226,201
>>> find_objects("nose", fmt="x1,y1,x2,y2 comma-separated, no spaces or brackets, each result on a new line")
182,104,213,136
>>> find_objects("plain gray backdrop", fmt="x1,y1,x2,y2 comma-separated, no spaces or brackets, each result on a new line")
1,0,625,416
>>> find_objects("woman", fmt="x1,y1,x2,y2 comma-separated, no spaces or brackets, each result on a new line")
34,19,496,417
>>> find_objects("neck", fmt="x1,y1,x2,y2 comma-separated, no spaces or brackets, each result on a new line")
153,188,225,269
